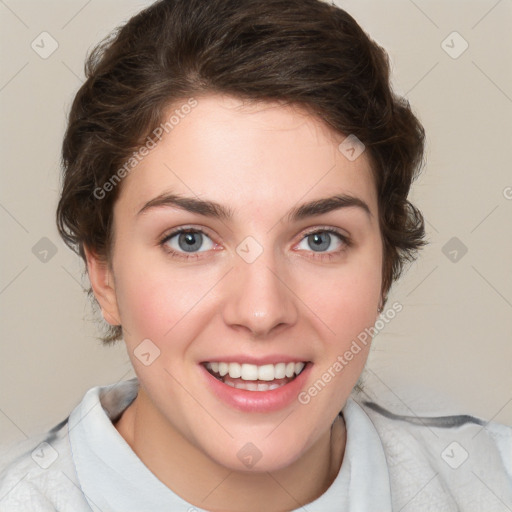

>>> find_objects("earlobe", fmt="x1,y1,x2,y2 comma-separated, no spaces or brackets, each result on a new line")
83,245,121,326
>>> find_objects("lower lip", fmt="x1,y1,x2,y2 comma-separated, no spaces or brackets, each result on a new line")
200,363,311,413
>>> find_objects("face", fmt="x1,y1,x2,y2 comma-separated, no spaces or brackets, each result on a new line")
88,94,383,472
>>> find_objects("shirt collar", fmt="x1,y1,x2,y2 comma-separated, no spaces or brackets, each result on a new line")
68,377,391,511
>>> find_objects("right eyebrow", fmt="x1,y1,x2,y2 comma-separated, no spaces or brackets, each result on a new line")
136,192,372,222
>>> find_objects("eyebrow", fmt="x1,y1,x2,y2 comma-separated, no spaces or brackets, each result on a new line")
137,192,372,222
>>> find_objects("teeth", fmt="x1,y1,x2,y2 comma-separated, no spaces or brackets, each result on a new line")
205,361,307,381
218,362,229,377
241,364,259,380
228,362,241,378
295,362,305,374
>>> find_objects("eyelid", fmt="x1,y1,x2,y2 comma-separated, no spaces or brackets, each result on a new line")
159,224,351,259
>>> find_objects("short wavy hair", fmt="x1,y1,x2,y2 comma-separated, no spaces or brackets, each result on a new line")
57,0,427,343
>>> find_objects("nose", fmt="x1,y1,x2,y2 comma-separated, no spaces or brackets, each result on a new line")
221,248,299,339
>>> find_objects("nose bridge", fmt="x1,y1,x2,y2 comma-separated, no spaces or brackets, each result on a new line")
222,238,298,337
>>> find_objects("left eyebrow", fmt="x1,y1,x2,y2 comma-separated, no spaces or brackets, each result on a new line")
286,194,372,222
136,192,372,222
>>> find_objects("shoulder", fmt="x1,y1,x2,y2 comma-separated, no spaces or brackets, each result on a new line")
0,418,90,512
353,395,512,511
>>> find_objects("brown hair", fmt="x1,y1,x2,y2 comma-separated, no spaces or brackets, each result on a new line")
57,0,427,344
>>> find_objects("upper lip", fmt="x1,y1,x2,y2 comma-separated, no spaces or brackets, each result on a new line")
200,355,311,366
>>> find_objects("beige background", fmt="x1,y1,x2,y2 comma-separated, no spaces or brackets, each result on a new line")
1,0,511,446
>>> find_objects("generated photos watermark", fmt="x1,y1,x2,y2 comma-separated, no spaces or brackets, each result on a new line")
297,301,403,405
93,97,198,200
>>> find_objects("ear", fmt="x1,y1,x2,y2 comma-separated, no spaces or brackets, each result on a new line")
83,244,121,326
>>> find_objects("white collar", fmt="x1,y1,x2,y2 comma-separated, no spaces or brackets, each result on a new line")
68,378,392,511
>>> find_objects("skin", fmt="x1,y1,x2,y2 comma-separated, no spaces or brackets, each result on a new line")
85,93,384,511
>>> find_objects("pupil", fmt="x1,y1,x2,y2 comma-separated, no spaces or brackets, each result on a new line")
179,232,202,252
309,232,330,252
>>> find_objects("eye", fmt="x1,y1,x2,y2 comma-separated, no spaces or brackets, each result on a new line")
160,228,216,258
295,228,350,257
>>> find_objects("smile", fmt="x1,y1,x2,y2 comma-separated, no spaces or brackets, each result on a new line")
200,359,312,412
205,362,306,384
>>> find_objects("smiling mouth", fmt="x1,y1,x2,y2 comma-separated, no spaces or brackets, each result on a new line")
203,361,308,392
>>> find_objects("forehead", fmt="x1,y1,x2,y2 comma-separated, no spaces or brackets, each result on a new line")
115,94,377,220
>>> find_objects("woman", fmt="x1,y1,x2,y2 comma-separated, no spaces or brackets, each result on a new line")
1,0,510,510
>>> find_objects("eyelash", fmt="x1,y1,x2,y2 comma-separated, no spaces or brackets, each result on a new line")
159,226,352,262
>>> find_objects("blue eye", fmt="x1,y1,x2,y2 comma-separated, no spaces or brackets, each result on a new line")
296,229,350,254
160,227,350,261
161,229,215,256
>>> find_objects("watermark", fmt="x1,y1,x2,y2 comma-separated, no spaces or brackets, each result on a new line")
32,236,58,263
441,31,469,60
93,97,198,200
441,441,469,469
441,236,468,263
236,236,264,264
134,338,161,366
297,301,403,405
338,134,365,161
503,186,512,200
237,442,263,469
31,441,58,469
31,31,59,59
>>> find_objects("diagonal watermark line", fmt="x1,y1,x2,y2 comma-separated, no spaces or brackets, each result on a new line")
0,265,28,296
472,396,512,439
60,265,87,293
471,470,512,511
406,265,438,297
472,61,512,104
404,62,439,97
163,163,234,235
0,473,28,503
471,0,504,30
164,267,234,336
398,472,439,511
407,0,439,28
163,367,234,439
200,470,234,504
61,0,92,29
471,265,512,308
264,409,296,439
61,471,105,512
0,202,29,233
0,407,28,439
470,205,499,233
266,266,336,335
426,219,439,234
266,163,337,234
61,61,83,83
0,0,29,28
0,62,29,93
265,472,312,512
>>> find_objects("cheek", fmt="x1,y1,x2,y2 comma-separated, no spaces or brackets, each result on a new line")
303,253,382,343
113,256,219,344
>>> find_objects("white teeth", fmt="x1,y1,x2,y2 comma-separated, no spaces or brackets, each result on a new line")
205,361,307,381
257,364,275,381
218,362,229,377
285,362,295,378
295,362,305,375
240,364,259,380
228,362,241,378
274,363,286,379
229,381,287,392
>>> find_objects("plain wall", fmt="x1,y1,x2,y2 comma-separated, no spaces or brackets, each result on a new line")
1,0,511,445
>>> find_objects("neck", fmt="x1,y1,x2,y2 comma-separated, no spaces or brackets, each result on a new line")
115,387,346,512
